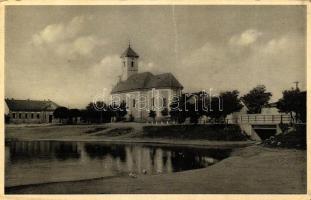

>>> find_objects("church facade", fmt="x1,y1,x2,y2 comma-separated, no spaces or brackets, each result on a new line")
111,45,183,121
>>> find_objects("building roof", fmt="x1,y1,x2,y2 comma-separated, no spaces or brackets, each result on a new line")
263,102,278,108
111,72,183,94
120,46,139,58
5,99,60,112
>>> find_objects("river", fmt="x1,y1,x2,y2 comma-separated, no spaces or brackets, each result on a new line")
5,140,232,187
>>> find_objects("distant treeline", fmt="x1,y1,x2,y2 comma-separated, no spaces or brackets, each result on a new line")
53,85,306,124
53,101,127,124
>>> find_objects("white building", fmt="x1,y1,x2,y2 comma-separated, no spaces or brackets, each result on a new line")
111,45,183,121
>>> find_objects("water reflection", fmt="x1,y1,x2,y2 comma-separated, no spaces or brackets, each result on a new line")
6,141,232,186
7,141,81,164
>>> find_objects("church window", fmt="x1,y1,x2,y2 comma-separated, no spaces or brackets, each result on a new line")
123,61,125,67
133,99,136,107
37,114,40,119
151,97,155,107
131,61,134,67
31,113,34,119
12,113,16,119
19,113,21,119
25,113,28,119
163,98,167,107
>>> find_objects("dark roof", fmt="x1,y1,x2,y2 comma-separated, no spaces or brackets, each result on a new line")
5,99,60,112
120,46,139,58
263,102,278,108
111,72,183,94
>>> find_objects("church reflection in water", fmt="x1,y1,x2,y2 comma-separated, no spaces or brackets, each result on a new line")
6,141,232,176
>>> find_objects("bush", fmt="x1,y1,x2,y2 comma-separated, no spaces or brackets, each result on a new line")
128,114,134,122
142,124,248,141
263,124,306,149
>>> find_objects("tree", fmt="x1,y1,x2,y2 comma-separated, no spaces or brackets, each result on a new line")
68,109,81,124
169,90,243,124
161,108,169,117
208,90,243,121
111,101,127,122
169,92,208,124
208,96,223,120
277,88,306,123
220,90,243,118
149,110,156,121
5,114,10,124
53,107,69,123
169,94,187,123
241,85,272,114
82,101,111,123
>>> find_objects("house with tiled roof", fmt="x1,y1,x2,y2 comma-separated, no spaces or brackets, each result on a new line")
111,44,183,121
5,99,60,123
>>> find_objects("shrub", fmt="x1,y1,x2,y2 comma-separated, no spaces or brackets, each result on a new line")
142,124,247,141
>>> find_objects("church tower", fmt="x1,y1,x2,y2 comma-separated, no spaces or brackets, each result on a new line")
120,43,139,81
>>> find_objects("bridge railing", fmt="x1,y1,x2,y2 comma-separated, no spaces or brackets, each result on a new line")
227,114,293,124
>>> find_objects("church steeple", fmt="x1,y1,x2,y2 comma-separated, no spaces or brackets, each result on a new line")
120,43,139,59
120,43,139,81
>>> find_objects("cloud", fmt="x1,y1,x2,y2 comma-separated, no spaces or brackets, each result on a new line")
229,29,262,47
139,61,165,74
32,15,91,45
89,55,122,92
32,24,64,45
31,15,104,59
55,35,106,58
179,32,305,101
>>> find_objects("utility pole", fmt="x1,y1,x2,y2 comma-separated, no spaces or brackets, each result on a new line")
293,81,299,90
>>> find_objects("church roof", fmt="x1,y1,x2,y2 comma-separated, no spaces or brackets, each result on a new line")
120,46,139,58
5,99,60,112
111,72,183,94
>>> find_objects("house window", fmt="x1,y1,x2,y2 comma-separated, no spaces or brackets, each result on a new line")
31,113,34,119
163,98,167,107
25,113,28,119
133,99,136,108
131,61,134,67
12,113,16,119
37,114,40,119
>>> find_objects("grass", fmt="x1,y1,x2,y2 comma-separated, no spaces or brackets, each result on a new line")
84,127,107,134
142,124,248,141
102,127,133,136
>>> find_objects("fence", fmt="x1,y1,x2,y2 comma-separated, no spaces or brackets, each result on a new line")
227,114,293,124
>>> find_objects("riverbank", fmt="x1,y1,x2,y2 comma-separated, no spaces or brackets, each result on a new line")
5,123,254,148
6,145,306,194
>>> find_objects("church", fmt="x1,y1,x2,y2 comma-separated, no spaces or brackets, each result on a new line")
111,44,183,121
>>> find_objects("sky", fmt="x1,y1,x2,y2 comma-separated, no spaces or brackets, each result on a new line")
5,5,306,108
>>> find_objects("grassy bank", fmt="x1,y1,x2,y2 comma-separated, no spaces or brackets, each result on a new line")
6,145,306,194
5,123,253,148
142,124,248,141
